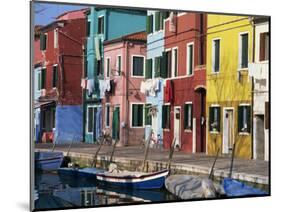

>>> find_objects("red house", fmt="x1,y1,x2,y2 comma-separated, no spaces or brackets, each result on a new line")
162,12,207,153
33,9,88,143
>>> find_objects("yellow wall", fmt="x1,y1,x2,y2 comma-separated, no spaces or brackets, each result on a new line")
206,14,253,159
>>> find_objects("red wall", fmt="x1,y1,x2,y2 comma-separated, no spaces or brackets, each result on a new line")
163,13,206,153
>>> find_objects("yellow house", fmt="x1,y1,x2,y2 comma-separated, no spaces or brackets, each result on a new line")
206,14,253,159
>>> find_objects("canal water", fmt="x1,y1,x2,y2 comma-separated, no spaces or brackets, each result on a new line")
34,171,178,210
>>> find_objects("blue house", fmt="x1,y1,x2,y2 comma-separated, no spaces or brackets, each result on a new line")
84,7,146,143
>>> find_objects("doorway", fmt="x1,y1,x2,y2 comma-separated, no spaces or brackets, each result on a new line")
223,108,234,154
174,107,181,148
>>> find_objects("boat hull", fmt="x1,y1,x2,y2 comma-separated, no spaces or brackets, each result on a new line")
58,167,105,179
96,169,169,189
35,151,64,171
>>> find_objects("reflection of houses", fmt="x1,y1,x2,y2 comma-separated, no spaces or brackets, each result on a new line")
143,10,169,147
206,15,253,159
83,7,146,143
102,31,147,146
249,17,269,161
162,12,207,153
33,9,87,143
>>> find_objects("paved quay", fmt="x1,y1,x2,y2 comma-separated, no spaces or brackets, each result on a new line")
35,143,269,185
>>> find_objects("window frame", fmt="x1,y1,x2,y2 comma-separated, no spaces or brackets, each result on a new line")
238,32,249,70
238,104,251,134
131,55,145,78
184,102,193,130
97,16,104,34
171,47,178,78
105,103,110,128
209,105,221,133
105,57,111,78
259,32,269,62
162,104,171,130
212,38,221,73
130,103,145,128
87,105,94,134
116,55,122,76
186,42,194,76
40,33,47,51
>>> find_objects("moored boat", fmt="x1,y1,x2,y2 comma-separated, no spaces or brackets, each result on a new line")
58,167,105,179
35,151,64,171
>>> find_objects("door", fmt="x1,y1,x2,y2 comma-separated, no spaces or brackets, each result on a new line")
174,107,181,148
223,109,234,154
112,107,120,140
255,115,265,160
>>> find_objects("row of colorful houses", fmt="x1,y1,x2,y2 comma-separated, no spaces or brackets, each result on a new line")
33,7,269,160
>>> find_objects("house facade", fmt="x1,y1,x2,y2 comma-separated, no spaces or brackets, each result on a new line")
83,7,146,143
102,31,147,146
162,12,207,152
33,9,87,143
249,17,269,161
206,15,253,159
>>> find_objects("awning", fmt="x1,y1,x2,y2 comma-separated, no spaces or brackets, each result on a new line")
34,101,55,109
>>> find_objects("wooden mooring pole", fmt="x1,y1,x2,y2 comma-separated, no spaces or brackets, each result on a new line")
109,138,118,163
141,130,153,172
208,147,220,179
91,137,104,167
167,137,176,170
229,142,236,178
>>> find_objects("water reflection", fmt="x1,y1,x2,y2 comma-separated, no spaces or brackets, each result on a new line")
34,171,178,210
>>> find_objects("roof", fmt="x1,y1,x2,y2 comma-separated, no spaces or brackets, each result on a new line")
56,8,89,20
103,31,147,45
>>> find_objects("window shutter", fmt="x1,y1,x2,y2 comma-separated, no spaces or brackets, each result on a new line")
246,106,251,133
40,34,46,50
132,105,138,127
217,107,220,131
162,105,166,128
259,33,265,61
190,105,193,130
238,106,243,132
138,105,143,126
155,11,160,31
160,52,168,78
154,57,160,77
159,12,163,30
145,104,152,125
146,15,153,34
52,66,58,87
241,34,249,68
214,40,220,72
184,104,188,129
41,68,46,89
145,59,152,79
209,107,214,131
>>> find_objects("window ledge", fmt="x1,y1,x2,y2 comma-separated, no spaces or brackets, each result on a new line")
238,132,250,136
211,71,220,75
131,126,145,129
163,129,170,132
184,129,192,133
238,68,249,72
210,131,220,134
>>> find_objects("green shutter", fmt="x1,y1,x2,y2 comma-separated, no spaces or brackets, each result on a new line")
155,11,160,31
160,52,168,78
40,34,46,50
246,106,251,133
154,57,160,77
159,12,164,30
41,68,46,89
145,59,152,79
132,105,138,127
146,15,153,34
138,105,144,126
238,106,243,132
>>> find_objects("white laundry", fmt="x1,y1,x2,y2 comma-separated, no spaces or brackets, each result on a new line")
99,79,111,99
87,79,94,95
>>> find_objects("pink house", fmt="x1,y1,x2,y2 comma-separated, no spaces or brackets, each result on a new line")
102,31,147,146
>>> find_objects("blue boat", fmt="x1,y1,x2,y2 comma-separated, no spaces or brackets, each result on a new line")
96,169,169,189
223,178,268,197
35,151,64,171
58,167,105,179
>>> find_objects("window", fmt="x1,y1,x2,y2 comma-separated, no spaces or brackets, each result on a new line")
96,59,103,76
52,65,58,88
117,55,122,76
37,72,41,91
105,104,110,127
184,103,193,130
132,104,144,127
54,29,58,48
154,56,161,77
187,43,194,75
166,50,172,78
172,48,178,77
98,16,104,34
238,105,251,133
132,56,144,77
260,32,269,61
40,33,47,50
145,58,152,79
160,52,168,78
144,104,152,125
41,68,46,89
146,14,153,34
87,107,94,133
155,11,162,31
240,33,249,68
212,39,220,72
86,20,91,37
209,106,220,132
106,58,110,77
162,105,170,129
84,60,88,78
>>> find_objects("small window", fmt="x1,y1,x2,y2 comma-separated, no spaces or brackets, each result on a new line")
106,58,110,77
41,68,46,89
259,32,269,61
209,106,220,132
87,107,94,133
145,58,152,79
172,48,178,77
132,104,144,127
52,65,58,88
162,105,170,129
166,50,172,78
187,44,194,75
86,20,91,37
132,56,144,77
238,105,251,133
40,33,47,51
117,55,122,76
105,105,110,127
54,29,58,48
240,33,249,69
145,104,152,125
212,39,220,72
146,14,153,34
98,16,104,34
184,104,193,130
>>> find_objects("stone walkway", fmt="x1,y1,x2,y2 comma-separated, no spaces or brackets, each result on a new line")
35,143,269,185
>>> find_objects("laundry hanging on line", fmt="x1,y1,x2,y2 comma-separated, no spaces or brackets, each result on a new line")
140,78,160,96
164,80,174,103
99,79,111,99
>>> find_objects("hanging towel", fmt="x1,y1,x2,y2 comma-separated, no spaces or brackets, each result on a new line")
99,80,111,99
81,78,87,89
164,80,174,103
87,79,94,96
95,37,101,61
95,107,102,139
